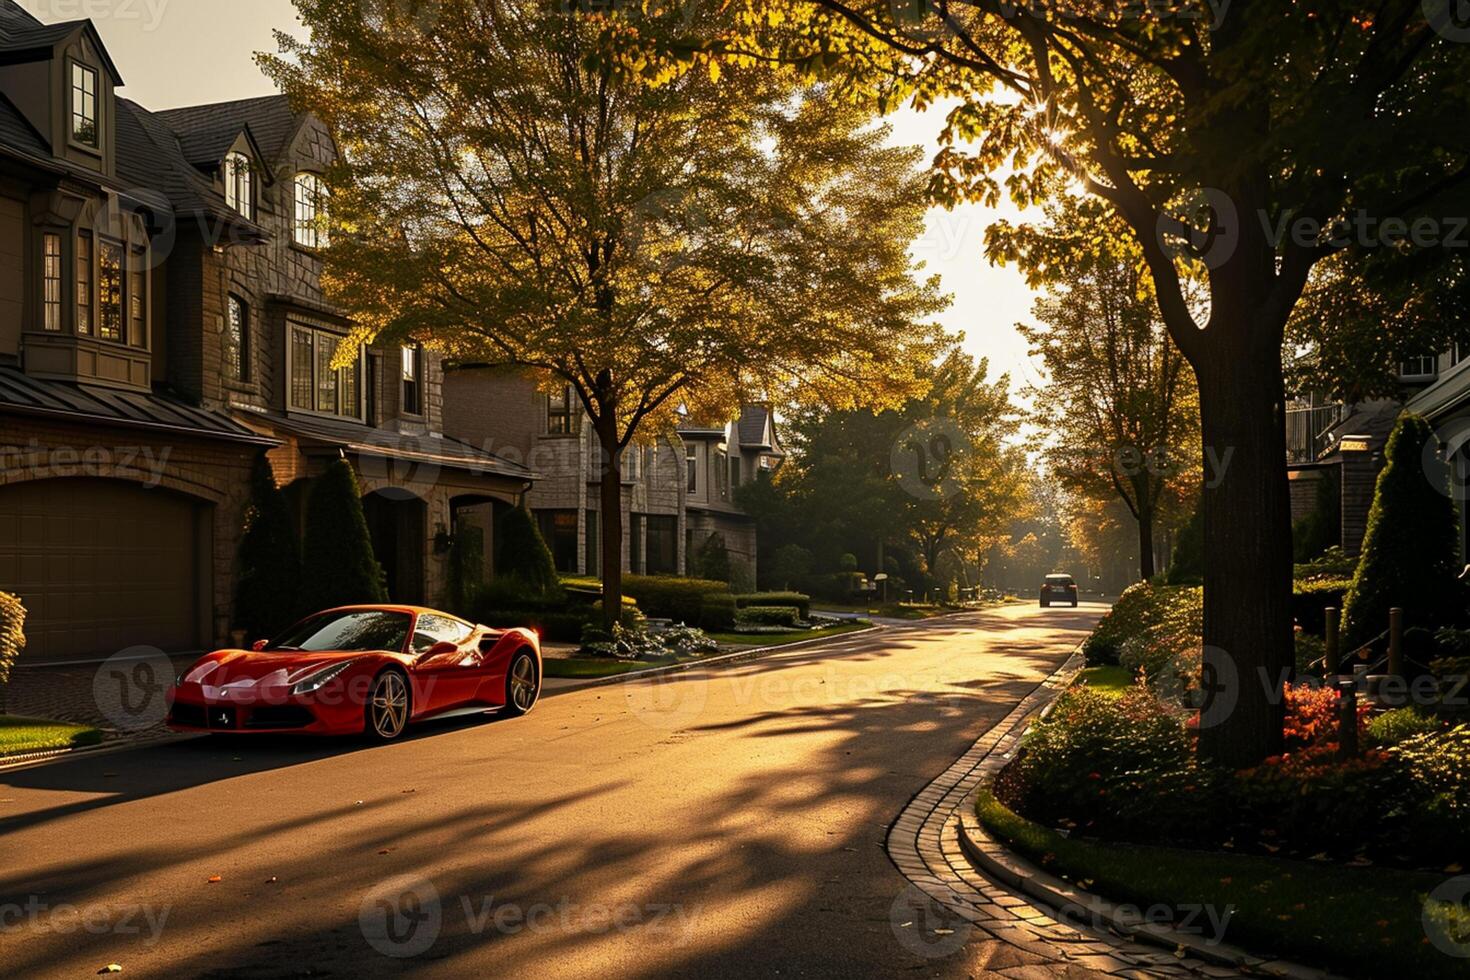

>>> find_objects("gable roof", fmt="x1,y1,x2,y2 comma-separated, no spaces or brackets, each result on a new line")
0,14,123,84
737,405,774,449
155,95,301,167
115,98,266,237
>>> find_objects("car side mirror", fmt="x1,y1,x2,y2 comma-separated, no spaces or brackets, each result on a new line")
424,640,460,658
251,639,269,652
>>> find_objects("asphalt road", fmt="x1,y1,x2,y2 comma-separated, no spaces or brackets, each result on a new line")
0,601,1105,979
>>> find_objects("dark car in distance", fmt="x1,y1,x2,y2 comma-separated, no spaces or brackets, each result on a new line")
1040,574,1079,608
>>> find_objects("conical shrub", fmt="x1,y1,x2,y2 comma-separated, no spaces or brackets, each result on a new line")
301,459,387,611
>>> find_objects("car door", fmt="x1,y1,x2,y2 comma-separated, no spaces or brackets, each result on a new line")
409,614,481,713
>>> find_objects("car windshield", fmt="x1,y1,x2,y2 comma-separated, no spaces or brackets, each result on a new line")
1046,576,1075,586
270,611,412,653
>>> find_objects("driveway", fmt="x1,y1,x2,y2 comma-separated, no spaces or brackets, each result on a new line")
0,601,1105,978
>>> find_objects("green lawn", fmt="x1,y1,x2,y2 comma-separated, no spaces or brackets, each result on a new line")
977,789,1459,979
1072,665,1135,696
707,621,873,646
0,715,104,758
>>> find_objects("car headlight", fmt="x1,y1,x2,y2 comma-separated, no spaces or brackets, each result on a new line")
291,661,357,696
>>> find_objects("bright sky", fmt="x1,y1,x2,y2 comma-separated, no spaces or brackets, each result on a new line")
21,0,1044,397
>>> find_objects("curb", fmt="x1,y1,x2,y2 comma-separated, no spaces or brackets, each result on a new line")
944,669,1347,980
0,732,194,775
543,624,886,696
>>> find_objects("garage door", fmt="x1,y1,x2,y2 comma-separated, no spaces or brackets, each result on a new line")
0,479,206,662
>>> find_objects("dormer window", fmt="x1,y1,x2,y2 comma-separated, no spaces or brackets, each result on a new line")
71,63,98,148
294,173,330,248
224,152,254,218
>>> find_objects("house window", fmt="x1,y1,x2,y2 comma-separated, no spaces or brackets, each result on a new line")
293,173,330,248
226,295,249,381
547,385,576,435
1400,355,1438,380
71,63,98,147
536,509,579,573
224,152,254,218
585,509,599,576
401,344,423,415
128,249,146,347
729,456,742,490
716,449,729,498
42,234,62,331
97,240,123,342
76,232,92,335
645,515,677,575
290,324,361,418
686,446,699,494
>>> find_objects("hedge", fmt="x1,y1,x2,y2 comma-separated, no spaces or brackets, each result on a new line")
700,594,738,631
622,574,729,623
736,591,811,619
737,606,802,628
1083,583,1201,667
1292,578,1350,637
476,600,641,642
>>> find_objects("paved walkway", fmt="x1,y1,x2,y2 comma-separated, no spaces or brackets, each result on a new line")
886,650,1250,979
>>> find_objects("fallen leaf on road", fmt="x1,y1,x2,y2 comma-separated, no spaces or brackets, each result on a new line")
207,876,222,883
98,965,122,974
266,877,278,883
933,929,955,936
378,850,390,855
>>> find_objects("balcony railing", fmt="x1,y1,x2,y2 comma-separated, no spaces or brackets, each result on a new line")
1285,401,1344,464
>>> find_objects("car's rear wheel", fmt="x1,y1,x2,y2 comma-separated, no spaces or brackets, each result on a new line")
503,651,540,718
366,669,411,741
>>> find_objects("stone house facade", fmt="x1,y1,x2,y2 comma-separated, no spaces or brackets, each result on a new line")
0,3,528,662
442,366,783,585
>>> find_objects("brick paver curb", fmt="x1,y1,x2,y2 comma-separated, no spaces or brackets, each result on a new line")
885,647,1298,979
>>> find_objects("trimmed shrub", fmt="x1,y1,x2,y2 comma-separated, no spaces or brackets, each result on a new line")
1391,724,1470,849
766,544,813,590
234,454,302,639
737,591,811,619
699,593,738,631
622,574,729,623
736,605,802,628
693,532,732,582
1292,578,1350,636
301,460,386,611
495,504,562,599
1012,686,1208,841
1294,545,1356,581
442,524,485,616
1343,414,1463,647
0,590,24,711
1292,468,1341,562
1083,582,1201,668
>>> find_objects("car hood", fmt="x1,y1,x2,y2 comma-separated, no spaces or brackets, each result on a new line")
179,649,387,695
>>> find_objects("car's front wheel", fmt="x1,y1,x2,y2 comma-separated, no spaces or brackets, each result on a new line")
366,669,412,741
503,651,540,718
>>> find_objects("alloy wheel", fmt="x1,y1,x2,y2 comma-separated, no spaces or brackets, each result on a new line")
370,671,409,739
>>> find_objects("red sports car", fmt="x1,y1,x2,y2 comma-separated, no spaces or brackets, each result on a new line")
167,605,542,741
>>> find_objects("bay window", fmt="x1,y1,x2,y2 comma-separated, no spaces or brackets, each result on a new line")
43,234,62,331
76,231,92,335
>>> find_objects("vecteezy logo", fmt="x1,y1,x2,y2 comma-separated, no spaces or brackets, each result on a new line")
889,884,971,958
891,418,971,501
1155,186,1240,270
93,646,174,731
360,876,442,958
624,670,709,731
1425,0,1470,42
1424,876,1470,957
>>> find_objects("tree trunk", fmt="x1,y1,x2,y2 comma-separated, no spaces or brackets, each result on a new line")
1136,503,1156,582
1193,349,1294,768
595,418,624,631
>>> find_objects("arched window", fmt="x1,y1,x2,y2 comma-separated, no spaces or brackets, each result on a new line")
294,173,330,248
224,152,254,217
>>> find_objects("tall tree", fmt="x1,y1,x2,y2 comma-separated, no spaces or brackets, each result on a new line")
619,0,1470,764
263,0,945,627
1019,199,1199,582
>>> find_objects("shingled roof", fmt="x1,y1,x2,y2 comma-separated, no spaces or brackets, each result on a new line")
115,98,266,236
0,0,42,34
155,95,300,168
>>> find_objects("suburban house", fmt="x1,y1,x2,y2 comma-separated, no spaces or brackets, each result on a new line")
1286,351,1467,557
442,366,783,584
0,3,530,662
